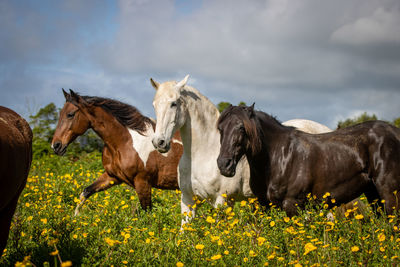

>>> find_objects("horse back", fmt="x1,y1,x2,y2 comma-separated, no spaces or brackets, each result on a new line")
0,106,32,210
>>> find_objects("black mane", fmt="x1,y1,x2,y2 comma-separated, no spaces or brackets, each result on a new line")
69,95,154,134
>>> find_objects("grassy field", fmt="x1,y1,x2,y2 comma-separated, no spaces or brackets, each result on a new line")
1,152,400,266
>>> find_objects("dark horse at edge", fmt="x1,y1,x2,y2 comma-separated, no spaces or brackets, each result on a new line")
217,104,400,217
51,90,182,215
0,107,32,254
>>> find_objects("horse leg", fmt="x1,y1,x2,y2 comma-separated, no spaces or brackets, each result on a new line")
75,172,120,216
282,198,300,218
0,188,22,254
180,192,196,227
364,183,384,216
133,173,152,211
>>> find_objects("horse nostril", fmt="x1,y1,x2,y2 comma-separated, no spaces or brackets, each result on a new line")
158,139,165,147
53,141,61,151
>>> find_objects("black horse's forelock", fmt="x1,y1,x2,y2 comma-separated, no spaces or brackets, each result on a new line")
67,93,154,134
218,105,263,156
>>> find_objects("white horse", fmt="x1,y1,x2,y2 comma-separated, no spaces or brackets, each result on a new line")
150,75,333,225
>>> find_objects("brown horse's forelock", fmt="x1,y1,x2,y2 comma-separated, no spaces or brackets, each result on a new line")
69,95,154,134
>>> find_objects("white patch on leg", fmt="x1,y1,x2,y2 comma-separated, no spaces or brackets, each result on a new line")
128,124,156,167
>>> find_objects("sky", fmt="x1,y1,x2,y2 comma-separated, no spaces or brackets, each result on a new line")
1,0,399,129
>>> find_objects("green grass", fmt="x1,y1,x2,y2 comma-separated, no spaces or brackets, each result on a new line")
1,153,400,266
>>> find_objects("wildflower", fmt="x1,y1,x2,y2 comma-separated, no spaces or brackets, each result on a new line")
294,264,303,267
378,233,386,242
304,243,317,255
270,221,275,227
122,261,128,264
257,236,266,246
290,250,296,255
211,254,222,260
243,257,249,262
222,193,227,198
351,246,359,252
149,231,155,236
224,250,229,255
176,262,184,267
206,216,216,223
283,217,290,223
323,192,331,198
145,238,151,243
249,250,257,257
195,244,205,250
380,246,385,252
355,214,364,220
49,250,59,256
61,261,72,267
240,200,247,207
41,218,47,224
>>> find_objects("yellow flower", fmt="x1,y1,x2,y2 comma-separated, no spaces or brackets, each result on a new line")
249,250,257,257
41,218,47,224
240,200,247,207
351,246,359,252
149,231,155,236
206,216,216,223
49,250,59,256
61,261,72,267
224,250,229,255
195,244,204,250
257,236,266,246
211,254,222,260
355,214,364,220
122,261,128,264
270,221,275,227
176,262,184,267
378,233,386,242
222,193,227,198
323,192,331,198
27,216,33,221
243,257,249,262
294,264,303,267
283,217,290,223
380,246,385,252
304,243,317,255
145,238,150,244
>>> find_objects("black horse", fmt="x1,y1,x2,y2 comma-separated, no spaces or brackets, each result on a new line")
217,104,400,217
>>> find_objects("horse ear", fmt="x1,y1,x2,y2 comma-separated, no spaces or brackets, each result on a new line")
247,103,255,117
69,89,87,107
175,74,189,91
62,88,71,101
150,78,159,90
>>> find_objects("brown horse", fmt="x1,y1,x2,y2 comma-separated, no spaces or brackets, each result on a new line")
51,90,182,214
0,107,32,254
217,104,400,217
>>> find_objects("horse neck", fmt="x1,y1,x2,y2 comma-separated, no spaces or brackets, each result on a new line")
248,112,290,160
180,92,220,157
86,107,133,149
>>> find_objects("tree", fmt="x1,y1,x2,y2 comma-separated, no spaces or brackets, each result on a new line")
217,101,247,113
29,103,59,158
337,112,378,129
393,117,400,128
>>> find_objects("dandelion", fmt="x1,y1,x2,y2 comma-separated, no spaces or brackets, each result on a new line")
61,261,73,267
270,221,275,227
176,262,184,267
378,233,386,242
211,254,222,260
206,216,216,223
323,192,331,198
49,250,59,256
351,246,359,252
355,214,364,220
304,243,317,255
41,218,47,224
257,236,266,246
224,250,229,255
249,250,257,257
283,217,290,223
240,200,247,207
195,244,205,250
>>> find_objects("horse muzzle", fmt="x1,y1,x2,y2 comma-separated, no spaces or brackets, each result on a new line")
152,137,171,153
52,141,68,156
217,156,236,177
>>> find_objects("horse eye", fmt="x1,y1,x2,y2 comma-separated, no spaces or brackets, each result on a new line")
171,101,177,108
67,112,75,118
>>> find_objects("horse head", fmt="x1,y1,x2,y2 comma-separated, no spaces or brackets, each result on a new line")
51,89,91,156
217,104,256,177
150,75,189,153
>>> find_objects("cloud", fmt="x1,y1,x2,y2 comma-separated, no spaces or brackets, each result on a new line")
0,0,399,129
331,7,400,46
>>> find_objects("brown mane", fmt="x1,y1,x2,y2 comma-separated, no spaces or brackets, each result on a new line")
68,95,154,134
